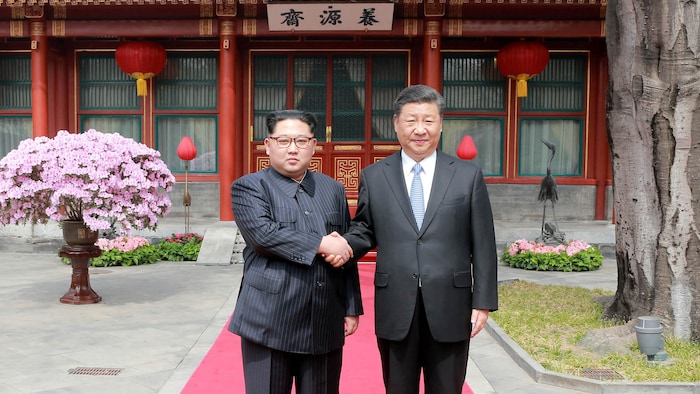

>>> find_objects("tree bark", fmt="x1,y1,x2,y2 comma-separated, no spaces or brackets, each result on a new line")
606,0,700,340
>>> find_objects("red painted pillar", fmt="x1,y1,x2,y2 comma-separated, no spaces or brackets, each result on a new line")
53,48,69,132
218,19,235,221
30,20,49,137
422,19,442,92
592,43,610,221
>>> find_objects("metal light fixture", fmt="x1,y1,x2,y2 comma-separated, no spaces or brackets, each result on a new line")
634,316,668,363
177,136,197,233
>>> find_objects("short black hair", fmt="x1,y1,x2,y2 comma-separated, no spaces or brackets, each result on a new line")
266,109,318,135
393,84,445,116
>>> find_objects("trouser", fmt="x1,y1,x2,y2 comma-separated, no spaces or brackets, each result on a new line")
240,338,343,394
377,289,470,394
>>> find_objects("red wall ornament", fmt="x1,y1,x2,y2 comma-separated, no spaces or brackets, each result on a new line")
456,135,478,160
496,41,550,98
115,41,167,97
177,136,197,161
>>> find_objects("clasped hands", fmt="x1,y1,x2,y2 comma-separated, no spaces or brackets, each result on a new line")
318,232,352,268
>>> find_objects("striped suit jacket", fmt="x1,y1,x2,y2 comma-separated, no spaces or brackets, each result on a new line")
229,167,363,355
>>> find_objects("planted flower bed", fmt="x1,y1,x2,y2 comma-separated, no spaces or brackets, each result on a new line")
501,239,603,272
155,232,204,262
61,232,203,267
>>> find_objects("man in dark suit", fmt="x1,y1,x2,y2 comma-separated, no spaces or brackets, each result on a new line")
333,85,498,394
230,109,363,394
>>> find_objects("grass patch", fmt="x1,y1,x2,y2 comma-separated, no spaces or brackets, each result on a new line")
491,280,700,382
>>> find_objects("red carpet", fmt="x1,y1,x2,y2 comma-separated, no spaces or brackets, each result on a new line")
182,264,474,394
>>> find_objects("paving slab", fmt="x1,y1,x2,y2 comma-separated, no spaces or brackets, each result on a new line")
3,217,696,394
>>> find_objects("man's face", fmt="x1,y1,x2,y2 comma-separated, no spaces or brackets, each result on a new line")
394,102,442,162
265,118,317,181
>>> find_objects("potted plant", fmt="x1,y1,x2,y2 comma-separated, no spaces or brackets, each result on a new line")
0,129,175,236
0,129,175,304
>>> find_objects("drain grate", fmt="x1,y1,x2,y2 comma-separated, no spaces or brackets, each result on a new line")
68,367,123,376
580,368,625,381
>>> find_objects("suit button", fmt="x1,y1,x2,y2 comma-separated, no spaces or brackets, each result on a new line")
417,240,423,245
316,281,324,287
412,273,418,279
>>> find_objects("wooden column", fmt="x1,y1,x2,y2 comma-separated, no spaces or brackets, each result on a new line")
422,0,444,92
592,43,610,221
30,20,49,137
422,19,442,91
218,18,236,221
53,47,69,132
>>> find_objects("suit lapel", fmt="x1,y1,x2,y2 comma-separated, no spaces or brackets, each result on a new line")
421,152,456,233
381,152,419,231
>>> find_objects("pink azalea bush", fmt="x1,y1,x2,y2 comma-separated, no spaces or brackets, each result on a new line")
0,129,175,233
501,238,603,272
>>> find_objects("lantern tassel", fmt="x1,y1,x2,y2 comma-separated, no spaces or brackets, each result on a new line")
130,72,154,97
136,78,147,96
516,79,528,97
515,73,534,98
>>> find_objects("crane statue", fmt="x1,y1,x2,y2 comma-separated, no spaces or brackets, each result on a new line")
536,138,566,244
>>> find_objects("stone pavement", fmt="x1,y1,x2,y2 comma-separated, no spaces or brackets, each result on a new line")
0,218,697,393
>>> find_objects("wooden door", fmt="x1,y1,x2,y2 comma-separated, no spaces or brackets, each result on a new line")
248,52,407,206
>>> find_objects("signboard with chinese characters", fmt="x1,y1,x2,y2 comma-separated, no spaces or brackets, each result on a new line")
267,3,394,31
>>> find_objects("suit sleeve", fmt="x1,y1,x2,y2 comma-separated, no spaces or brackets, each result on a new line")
470,168,499,312
343,171,377,259
231,176,322,266
339,194,364,316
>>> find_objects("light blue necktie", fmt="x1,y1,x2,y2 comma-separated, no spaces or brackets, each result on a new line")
410,163,424,229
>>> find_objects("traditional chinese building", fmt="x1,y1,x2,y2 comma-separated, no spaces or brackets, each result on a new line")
0,0,611,223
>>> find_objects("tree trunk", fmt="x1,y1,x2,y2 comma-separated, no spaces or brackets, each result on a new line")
606,0,700,340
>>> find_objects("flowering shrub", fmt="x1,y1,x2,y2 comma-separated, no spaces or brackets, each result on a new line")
0,129,175,233
61,233,203,266
62,236,159,267
501,239,603,272
155,232,203,261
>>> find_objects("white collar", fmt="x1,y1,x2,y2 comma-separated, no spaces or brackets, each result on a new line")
401,150,437,175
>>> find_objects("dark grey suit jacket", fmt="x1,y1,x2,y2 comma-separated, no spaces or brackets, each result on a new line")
344,150,498,342
229,168,363,355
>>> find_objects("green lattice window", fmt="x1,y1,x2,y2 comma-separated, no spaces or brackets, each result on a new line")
79,54,139,110
253,53,407,142
155,115,218,173
155,54,218,110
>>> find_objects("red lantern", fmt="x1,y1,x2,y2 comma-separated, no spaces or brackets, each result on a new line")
456,135,478,160
496,41,549,98
177,136,197,161
115,41,167,97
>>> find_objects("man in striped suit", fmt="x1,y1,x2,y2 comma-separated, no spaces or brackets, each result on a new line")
230,109,364,394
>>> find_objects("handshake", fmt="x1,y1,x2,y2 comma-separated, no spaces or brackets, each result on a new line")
318,232,352,268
